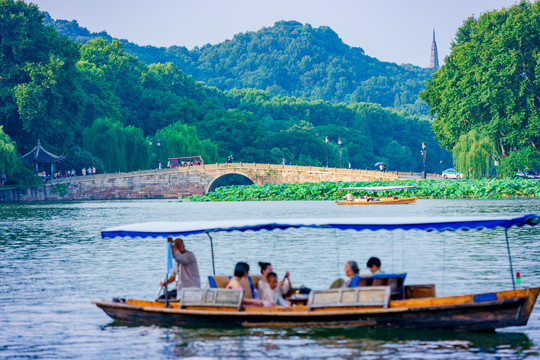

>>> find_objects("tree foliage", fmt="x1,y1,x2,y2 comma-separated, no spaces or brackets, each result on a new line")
155,122,218,165
497,145,540,177
45,16,433,116
0,0,453,186
82,117,149,172
0,0,84,152
452,130,496,179
421,1,540,172
0,126,18,176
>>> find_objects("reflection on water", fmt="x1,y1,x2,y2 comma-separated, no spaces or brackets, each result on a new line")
1,199,539,359
98,325,538,359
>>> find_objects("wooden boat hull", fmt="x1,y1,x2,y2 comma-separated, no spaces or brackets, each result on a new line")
336,196,417,205
93,287,539,331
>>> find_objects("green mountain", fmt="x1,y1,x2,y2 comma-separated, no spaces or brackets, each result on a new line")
44,15,433,116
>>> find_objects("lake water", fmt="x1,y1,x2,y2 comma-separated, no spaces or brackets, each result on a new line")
1,199,539,359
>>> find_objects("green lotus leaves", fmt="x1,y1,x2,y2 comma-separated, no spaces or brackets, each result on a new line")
185,179,539,202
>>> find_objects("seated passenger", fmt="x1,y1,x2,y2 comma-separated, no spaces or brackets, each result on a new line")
367,257,384,275
344,191,354,201
257,262,273,298
261,272,291,306
342,260,360,288
227,262,271,307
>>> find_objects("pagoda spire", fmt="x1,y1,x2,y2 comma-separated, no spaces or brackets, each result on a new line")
430,30,439,69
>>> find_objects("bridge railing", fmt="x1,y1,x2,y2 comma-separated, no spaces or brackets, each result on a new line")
47,162,425,184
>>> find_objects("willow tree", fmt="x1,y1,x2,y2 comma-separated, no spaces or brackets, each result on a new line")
0,126,18,176
83,117,150,172
155,122,218,164
453,130,497,179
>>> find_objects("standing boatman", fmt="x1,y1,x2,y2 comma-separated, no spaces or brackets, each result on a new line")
159,237,200,300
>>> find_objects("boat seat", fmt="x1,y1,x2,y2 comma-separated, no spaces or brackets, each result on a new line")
355,273,407,300
207,275,230,289
208,275,259,299
308,286,391,310
250,275,262,292
179,288,244,310
404,284,436,299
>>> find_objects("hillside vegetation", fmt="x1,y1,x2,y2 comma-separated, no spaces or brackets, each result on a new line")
45,15,433,116
0,0,451,187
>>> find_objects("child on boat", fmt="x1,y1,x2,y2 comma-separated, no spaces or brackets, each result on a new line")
260,272,291,306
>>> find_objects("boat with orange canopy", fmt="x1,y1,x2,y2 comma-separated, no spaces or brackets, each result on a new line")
336,185,417,205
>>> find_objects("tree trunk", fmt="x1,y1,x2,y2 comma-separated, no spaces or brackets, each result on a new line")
499,140,507,157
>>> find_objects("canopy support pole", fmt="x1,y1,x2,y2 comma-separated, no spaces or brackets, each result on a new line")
207,233,216,276
164,272,170,308
505,229,515,290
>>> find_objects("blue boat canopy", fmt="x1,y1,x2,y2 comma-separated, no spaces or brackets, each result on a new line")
101,214,539,239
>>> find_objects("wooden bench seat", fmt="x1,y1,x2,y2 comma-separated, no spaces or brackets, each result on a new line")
308,286,391,311
357,273,407,300
179,288,244,310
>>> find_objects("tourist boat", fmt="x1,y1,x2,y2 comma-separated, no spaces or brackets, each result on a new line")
93,214,539,331
336,185,418,205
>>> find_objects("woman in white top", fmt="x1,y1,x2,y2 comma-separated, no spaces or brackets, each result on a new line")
257,262,272,297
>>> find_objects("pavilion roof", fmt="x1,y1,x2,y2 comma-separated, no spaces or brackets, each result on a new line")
19,139,65,163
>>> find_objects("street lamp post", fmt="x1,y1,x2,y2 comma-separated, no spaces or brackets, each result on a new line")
325,136,329,168
149,139,162,169
421,142,427,179
338,138,342,168
149,139,153,169
157,140,161,169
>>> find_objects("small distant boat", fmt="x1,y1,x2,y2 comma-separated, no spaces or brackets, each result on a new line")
336,185,417,205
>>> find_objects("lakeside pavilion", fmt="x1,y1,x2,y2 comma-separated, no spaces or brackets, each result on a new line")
19,139,65,181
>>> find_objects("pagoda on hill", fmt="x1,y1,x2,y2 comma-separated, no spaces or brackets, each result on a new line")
19,139,65,180
430,30,439,69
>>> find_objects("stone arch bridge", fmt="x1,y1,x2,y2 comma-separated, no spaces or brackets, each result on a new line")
0,163,398,202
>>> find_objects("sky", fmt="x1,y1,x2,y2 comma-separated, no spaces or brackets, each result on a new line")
30,0,519,68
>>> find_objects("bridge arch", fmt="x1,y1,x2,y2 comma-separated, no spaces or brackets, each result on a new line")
206,172,256,193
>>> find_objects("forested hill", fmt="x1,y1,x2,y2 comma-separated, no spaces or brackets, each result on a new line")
0,1,451,188
44,15,433,116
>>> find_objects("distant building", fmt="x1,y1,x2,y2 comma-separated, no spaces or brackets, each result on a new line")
430,30,439,69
